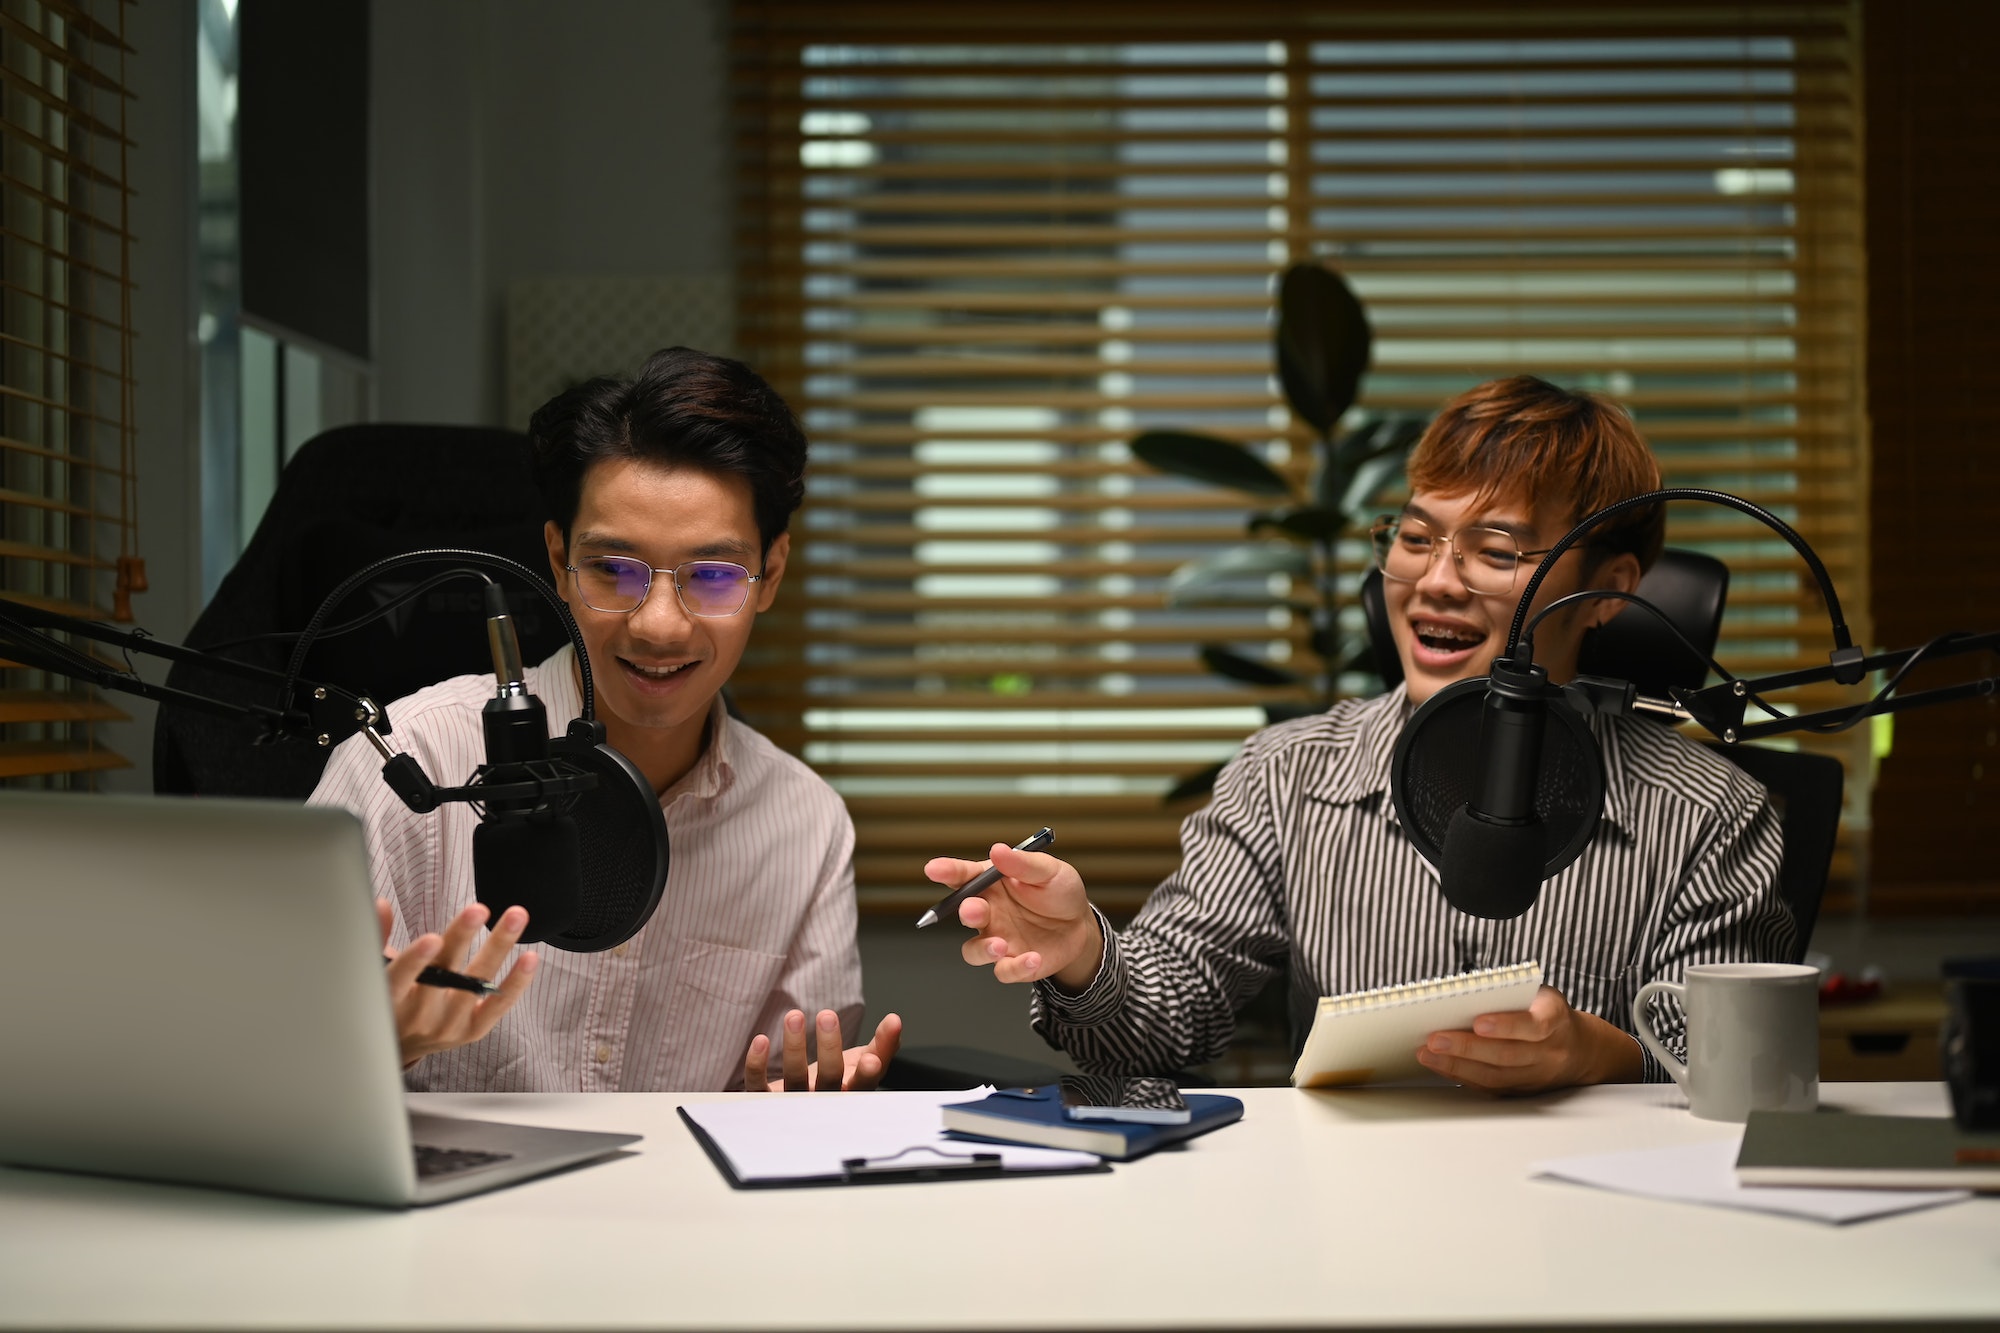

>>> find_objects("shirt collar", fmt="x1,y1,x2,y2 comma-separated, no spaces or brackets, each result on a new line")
1588,707,1638,837
661,693,738,807
540,644,738,807
1305,684,1410,807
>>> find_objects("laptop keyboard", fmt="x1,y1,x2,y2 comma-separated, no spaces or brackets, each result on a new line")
412,1144,515,1179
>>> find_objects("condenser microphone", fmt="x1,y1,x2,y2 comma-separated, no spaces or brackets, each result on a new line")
470,583,582,942
1436,660,1555,919
1391,670,1605,922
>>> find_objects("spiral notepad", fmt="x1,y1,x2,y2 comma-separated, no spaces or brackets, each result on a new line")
1291,961,1543,1088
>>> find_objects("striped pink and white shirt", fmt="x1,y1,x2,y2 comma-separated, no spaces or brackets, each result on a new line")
308,645,862,1092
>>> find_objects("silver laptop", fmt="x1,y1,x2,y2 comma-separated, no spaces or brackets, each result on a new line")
0,790,639,1206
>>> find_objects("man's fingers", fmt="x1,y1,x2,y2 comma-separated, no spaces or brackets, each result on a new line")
375,899,395,952
988,844,1064,886
993,951,1044,985
814,1010,844,1090
957,896,991,931
1417,1046,1541,1093
1424,1029,1540,1070
385,931,442,995
1469,1007,1549,1042
923,856,988,888
460,951,537,1042
462,905,529,981
744,1033,771,1092
867,1012,903,1065
849,1051,884,1090
961,933,1009,967
781,1010,810,1091
433,902,490,968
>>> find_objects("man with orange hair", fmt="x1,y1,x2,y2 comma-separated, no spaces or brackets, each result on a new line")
930,376,1792,1092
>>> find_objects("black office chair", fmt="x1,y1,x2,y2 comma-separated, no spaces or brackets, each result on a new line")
1360,552,1841,962
153,424,569,800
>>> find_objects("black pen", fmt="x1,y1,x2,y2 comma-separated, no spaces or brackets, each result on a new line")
916,827,1055,929
383,955,502,997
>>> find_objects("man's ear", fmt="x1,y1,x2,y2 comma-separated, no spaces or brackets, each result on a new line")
1590,551,1644,628
755,532,790,613
543,521,568,591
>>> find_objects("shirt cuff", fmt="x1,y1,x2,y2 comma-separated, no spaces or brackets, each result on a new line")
1032,905,1125,1027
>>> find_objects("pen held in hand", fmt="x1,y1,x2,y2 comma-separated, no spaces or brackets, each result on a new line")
916,827,1055,929
383,954,503,997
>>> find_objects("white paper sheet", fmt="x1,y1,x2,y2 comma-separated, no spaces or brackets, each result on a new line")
1533,1138,1969,1225
680,1088,1100,1183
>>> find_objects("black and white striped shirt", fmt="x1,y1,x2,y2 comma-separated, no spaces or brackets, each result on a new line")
1032,685,1793,1082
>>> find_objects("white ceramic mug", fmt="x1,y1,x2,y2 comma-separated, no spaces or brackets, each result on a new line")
1631,963,1820,1122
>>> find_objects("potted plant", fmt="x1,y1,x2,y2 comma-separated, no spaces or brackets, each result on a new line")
1132,261,1424,801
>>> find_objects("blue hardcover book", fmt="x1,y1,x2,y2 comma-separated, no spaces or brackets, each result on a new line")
941,1084,1244,1161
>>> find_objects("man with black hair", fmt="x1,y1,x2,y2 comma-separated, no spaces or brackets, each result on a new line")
310,347,900,1092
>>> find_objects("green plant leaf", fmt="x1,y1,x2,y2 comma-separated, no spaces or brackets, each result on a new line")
1200,643,1303,688
1162,761,1227,804
1276,262,1371,436
1131,430,1292,499
1338,449,1409,521
1247,506,1346,543
1323,414,1425,520
1163,544,1311,606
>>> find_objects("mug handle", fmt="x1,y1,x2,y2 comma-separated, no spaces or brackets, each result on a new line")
1631,980,1689,1087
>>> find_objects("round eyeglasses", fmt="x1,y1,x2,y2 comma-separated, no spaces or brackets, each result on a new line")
565,556,764,618
1368,516,1557,598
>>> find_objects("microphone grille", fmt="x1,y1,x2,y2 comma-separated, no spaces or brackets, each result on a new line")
1390,677,1605,877
545,738,669,952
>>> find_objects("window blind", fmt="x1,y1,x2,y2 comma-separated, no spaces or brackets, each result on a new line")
0,0,139,783
731,2,1868,911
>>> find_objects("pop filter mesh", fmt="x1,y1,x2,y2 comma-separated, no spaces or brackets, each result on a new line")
1391,677,1605,877
546,738,668,952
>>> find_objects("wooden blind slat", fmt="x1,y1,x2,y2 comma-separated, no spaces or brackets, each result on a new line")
0,740,129,779
0,689,128,725
0,0,138,787
736,1,1866,903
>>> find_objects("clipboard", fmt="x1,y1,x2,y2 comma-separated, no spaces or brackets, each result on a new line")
676,1091,1109,1190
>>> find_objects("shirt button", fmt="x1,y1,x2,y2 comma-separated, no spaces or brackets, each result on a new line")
594,1044,612,1064
612,943,628,957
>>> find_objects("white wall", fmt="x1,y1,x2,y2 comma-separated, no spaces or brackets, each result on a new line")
371,0,729,427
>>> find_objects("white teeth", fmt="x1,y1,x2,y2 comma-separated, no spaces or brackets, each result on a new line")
1415,622,1483,646
630,661,693,678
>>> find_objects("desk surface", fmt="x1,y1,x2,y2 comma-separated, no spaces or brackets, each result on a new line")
1,1082,1995,1331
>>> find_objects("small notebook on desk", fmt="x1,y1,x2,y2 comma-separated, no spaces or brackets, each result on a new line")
942,1085,1244,1160
1291,961,1543,1088
1737,1112,2000,1192
678,1089,1106,1189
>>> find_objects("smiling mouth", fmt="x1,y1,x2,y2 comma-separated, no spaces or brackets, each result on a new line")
621,657,697,680
1412,620,1486,655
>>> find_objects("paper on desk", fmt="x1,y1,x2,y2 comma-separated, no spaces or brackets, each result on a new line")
1533,1139,1969,1225
679,1088,1099,1182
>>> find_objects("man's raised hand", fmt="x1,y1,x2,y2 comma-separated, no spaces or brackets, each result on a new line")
924,843,1101,990
743,1009,903,1092
380,899,538,1069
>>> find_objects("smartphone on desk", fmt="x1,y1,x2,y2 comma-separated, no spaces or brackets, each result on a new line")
1058,1075,1191,1125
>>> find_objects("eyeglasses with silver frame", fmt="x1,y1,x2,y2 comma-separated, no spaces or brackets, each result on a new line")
565,555,764,618
1368,515,1557,598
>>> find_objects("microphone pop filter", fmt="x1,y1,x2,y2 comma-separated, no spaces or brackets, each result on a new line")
1391,676,1605,897
541,729,669,952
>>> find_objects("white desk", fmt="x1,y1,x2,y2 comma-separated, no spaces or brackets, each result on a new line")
1,1082,1994,1330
